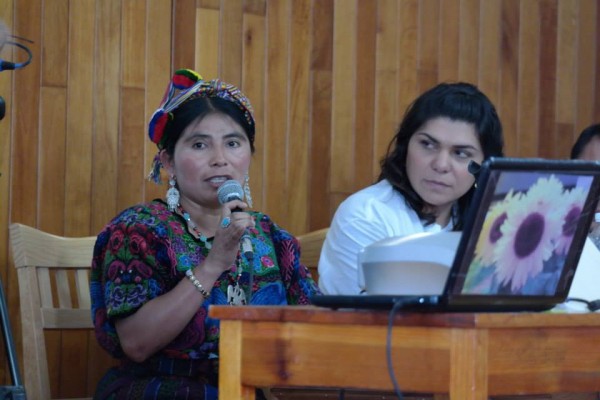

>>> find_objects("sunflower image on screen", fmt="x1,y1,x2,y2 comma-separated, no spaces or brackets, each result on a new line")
462,173,592,295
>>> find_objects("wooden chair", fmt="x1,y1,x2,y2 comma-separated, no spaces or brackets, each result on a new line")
9,223,97,400
297,227,329,283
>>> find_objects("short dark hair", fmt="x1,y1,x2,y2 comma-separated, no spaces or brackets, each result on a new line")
161,96,256,158
379,82,504,229
570,123,600,160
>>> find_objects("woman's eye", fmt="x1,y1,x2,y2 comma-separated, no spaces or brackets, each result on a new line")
455,149,471,159
420,139,434,149
192,142,207,149
227,140,241,148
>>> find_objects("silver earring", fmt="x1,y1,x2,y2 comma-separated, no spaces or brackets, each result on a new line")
244,174,253,208
166,176,180,211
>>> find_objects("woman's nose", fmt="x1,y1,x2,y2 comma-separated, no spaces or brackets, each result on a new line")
432,151,450,173
210,147,228,166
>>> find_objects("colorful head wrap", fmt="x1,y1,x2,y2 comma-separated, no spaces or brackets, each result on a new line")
147,69,255,183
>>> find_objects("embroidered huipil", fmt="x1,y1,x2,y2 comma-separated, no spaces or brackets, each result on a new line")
90,200,319,399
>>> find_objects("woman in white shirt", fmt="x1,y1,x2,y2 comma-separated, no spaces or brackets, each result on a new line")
319,82,505,295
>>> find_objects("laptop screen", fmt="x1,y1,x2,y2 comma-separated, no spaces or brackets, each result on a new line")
446,158,600,305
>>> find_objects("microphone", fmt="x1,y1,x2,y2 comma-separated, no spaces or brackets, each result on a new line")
217,180,254,261
217,180,245,210
468,160,481,178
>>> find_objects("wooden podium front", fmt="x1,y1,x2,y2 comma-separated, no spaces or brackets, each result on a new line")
209,305,600,400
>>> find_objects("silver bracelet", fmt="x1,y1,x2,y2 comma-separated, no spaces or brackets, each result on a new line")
185,269,211,298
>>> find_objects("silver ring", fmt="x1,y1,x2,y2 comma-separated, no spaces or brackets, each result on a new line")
220,217,231,229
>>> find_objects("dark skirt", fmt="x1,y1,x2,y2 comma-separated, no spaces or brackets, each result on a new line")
93,364,218,400
94,363,268,400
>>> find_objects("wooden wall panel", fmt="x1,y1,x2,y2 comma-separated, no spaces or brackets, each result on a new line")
173,0,196,71
419,0,439,88
119,2,147,212
373,0,399,177
499,0,520,157
396,0,420,138
556,0,578,154
479,0,502,106
39,87,67,231
396,0,419,135
0,0,13,387
517,0,540,157
308,0,333,227
65,0,94,237
92,0,121,233
196,6,220,79
331,0,356,193
288,0,311,232
458,0,480,81
143,0,172,207
122,0,146,89
241,6,266,210
41,0,68,87
11,1,40,227
538,0,558,158
119,87,146,209
7,0,42,390
263,0,289,224
354,0,376,188
0,0,599,397
439,0,460,82
575,0,597,134
220,1,244,85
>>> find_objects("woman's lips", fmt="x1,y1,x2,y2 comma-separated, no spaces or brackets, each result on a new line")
423,179,451,190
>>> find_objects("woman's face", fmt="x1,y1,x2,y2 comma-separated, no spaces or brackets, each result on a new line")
406,116,484,224
161,112,252,209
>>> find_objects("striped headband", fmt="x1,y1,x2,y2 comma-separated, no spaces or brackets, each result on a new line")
147,69,255,183
148,69,254,148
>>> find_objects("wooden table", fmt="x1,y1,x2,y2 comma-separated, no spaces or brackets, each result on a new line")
208,305,600,399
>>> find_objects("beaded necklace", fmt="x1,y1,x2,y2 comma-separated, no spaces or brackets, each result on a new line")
176,204,212,249
176,204,246,305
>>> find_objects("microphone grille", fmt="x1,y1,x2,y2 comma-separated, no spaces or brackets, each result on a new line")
217,180,244,204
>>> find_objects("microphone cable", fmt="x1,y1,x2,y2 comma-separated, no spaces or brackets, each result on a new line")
334,298,422,400
386,296,429,399
0,36,33,72
565,297,600,312
0,34,34,121
386,298,411,400
245,241,254,304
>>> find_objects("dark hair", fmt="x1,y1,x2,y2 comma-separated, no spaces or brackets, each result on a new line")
570,123,600,159
379,82,504,229
161,96,256,157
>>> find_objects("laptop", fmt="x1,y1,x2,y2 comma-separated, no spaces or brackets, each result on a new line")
311,157,600,312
